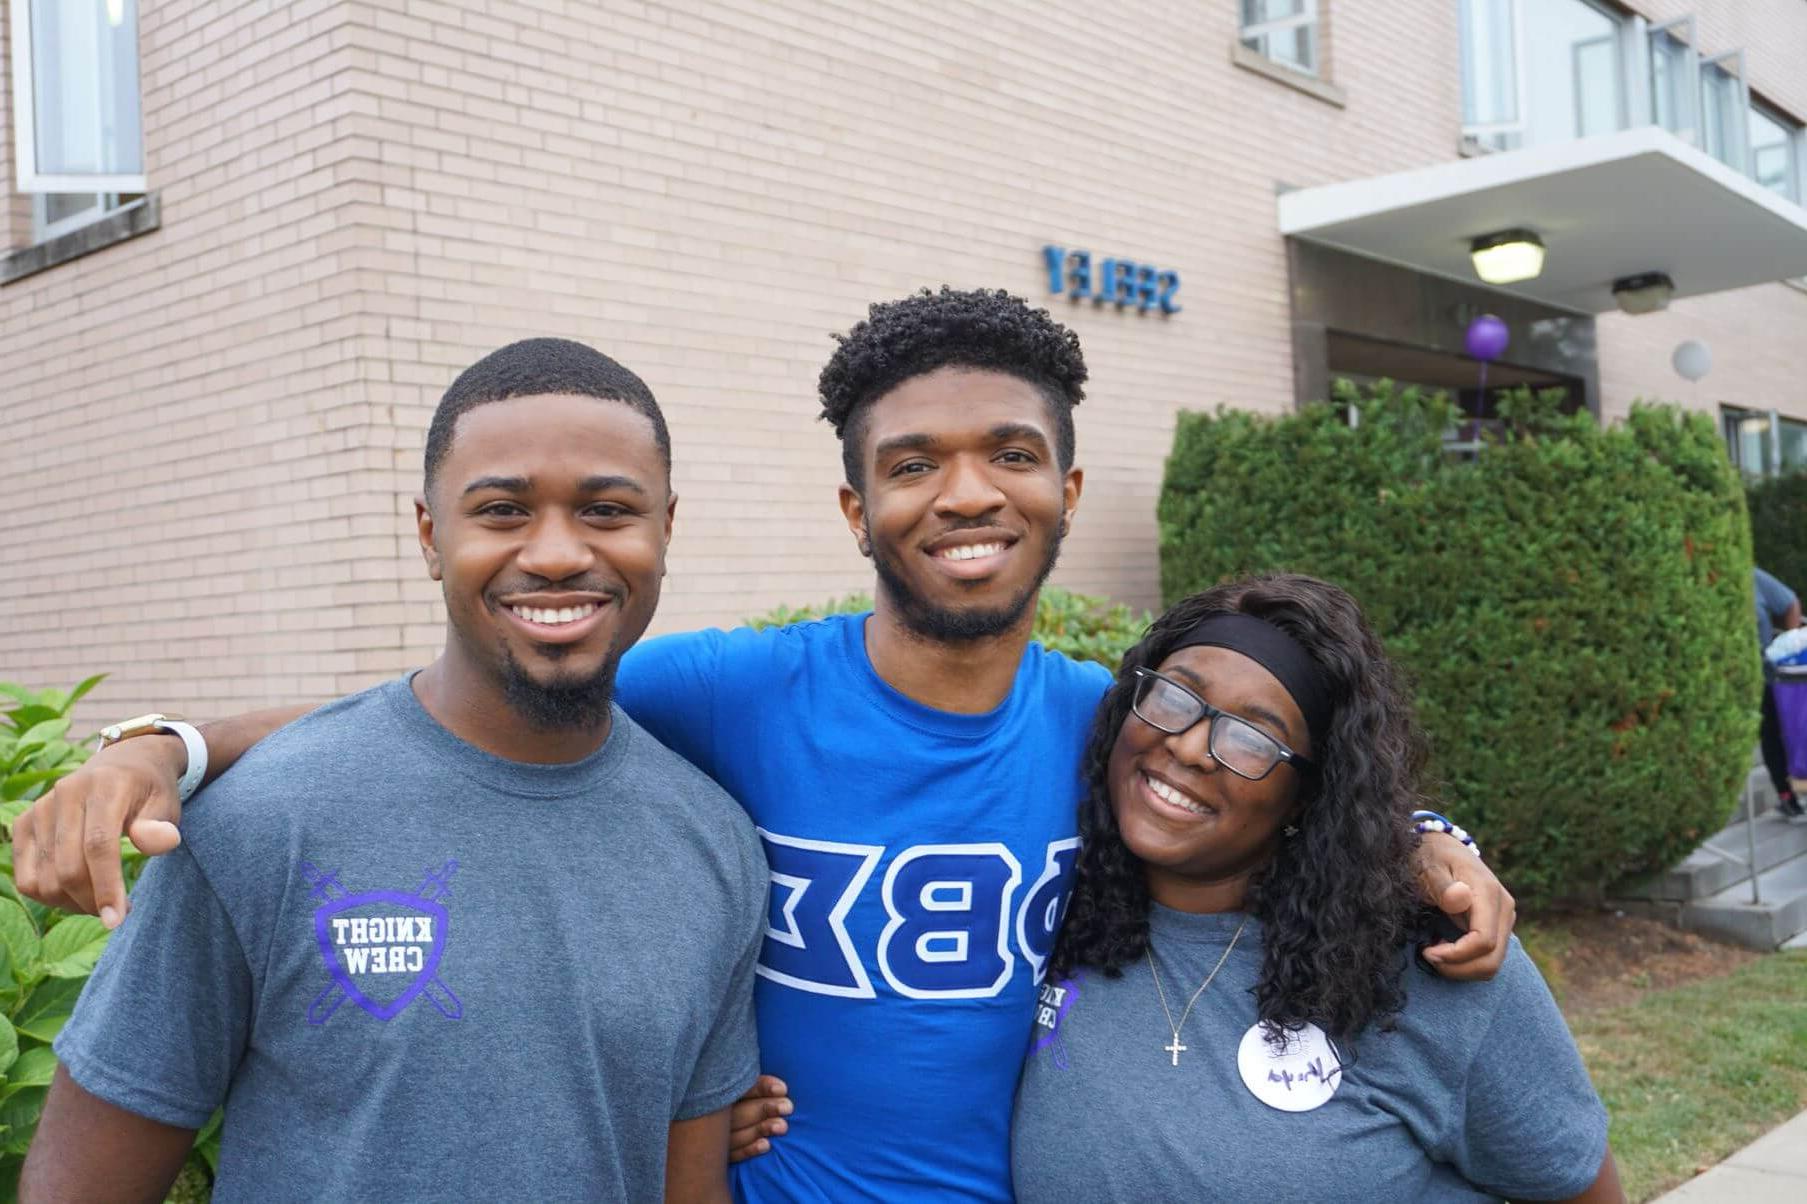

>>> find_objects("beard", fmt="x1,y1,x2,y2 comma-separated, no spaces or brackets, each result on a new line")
498,639,618,732
868,521,1064,643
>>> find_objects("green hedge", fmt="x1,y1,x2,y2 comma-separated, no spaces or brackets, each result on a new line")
0,680,217,1203
1158,382,1757,905
746,586,1152,671
1747,470,1807,592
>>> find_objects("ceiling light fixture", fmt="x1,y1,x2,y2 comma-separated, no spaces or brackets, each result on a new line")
1469,228,1547,285
1611,272,1676,315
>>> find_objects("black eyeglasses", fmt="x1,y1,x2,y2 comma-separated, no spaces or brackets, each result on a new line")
1128,667,1316,782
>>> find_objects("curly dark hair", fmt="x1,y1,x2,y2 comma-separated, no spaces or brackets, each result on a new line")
1048,573,1428,1047
816,287,1087,490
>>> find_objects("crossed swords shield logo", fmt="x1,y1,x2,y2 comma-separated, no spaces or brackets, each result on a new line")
304,859,463,1024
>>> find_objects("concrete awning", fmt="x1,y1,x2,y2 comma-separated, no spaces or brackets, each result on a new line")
1277,125,1807,314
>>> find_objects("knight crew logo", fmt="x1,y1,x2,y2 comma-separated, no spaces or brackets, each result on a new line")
303,859,463,1024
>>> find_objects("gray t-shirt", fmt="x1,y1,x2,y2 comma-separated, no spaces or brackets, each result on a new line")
1013,907,1607,1203
55,677,767,1203
1756,567,1798,679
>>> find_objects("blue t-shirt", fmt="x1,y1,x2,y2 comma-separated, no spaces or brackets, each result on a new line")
56,679,767,1203
616,614,1112,1202
1013,909,1609,1202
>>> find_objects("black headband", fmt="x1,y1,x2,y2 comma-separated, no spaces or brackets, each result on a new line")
1168,613,1333,752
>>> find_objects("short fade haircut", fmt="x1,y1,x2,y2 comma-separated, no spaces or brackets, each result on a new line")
816,287,1088,490
423,337,672,498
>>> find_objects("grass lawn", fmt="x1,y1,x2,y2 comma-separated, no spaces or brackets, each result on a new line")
1564,949,1807,1202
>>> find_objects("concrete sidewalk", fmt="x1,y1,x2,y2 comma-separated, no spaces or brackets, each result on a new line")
1649,1109,1807,1201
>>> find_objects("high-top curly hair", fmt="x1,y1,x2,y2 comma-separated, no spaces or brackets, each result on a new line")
1048,573,1428,1047
817,287,1087,490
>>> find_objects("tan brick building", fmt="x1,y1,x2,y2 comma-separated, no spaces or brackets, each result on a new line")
5,0,1807,721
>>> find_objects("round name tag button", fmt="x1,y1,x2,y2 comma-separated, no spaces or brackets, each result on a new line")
1237,1021,1342,1112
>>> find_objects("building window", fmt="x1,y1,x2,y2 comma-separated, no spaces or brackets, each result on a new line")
1648,21,1697,142
1700,54,1749,173
1723,408,1807,477
1459,0,1622,152
1239,0,1318,76
1749,102,1801,203
8,0,145,200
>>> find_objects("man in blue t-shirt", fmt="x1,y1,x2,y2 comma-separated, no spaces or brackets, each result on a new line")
17,291,1514,1202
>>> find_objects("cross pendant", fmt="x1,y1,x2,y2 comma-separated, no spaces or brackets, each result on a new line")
1164,1036,1187,1066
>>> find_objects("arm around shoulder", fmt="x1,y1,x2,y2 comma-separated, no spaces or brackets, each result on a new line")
20,1066,195,1204
664,1107,734,1204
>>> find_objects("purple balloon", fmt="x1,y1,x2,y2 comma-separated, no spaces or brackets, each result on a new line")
1464,314,1510,362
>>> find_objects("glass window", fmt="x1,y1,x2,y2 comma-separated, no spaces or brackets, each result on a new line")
1459,0,1518,139
1749,103,1800,202
1782,418,1807,474
1649,26,1694,139
1240,0,1318,76
1458,0,1622,151
1724,409,1774,477
1700,58,1746,170
30,191,130,242
9,0,144,192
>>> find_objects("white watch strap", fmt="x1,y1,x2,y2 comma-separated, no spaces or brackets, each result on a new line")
155,721,208,803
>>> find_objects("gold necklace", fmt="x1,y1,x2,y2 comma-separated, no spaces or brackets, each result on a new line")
1147,914,1248,1067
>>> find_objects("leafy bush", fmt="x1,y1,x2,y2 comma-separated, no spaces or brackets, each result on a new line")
0,680,218,1202
1746,470,1807,593
746,586,1152,670
1158,381,1757,905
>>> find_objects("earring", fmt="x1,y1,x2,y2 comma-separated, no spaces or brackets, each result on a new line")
1283,824,1299,838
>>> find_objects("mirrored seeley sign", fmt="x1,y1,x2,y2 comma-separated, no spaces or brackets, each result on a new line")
1042,245,1182,314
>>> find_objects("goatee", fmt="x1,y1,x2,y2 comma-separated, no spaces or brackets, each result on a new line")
499,642,616,731
868,522,1063,643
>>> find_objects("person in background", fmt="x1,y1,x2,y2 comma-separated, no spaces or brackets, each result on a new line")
1013,573,1622,1203
1755,567,1804,818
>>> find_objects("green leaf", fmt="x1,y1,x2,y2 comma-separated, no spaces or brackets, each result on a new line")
0,1017,15,1078
0,1048,56,1096
195,1109,225,1172
0,1151,21,1204
12,719,70,755
0,686,37,709
0,903,36,986
62,676,105,715
11,978,83,1044
39,916,108,979
1,712,58,744
0,1087,46,1155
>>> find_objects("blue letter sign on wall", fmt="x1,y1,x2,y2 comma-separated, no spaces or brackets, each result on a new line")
1042,245,1181,314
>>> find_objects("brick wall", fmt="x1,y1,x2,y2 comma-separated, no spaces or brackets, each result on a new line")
1,0,405,721
3,0,1805,726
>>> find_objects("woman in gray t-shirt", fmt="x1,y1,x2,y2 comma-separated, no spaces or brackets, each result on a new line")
1012,573,1622,1203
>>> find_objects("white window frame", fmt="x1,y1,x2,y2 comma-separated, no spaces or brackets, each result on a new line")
1240,0,1319,77
1699,49,1751,175
1642,16,1700,145
1460,0,1529,149
29,191,134,242
8,0,147,193
1748,99,1803,205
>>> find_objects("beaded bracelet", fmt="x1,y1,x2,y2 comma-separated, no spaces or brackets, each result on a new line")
1411,809,1483,859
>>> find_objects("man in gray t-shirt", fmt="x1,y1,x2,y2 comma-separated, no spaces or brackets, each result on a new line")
53,682,764,1201
24,339,765,1202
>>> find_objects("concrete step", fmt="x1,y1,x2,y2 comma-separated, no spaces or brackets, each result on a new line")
1618,810,1807,902
1681,851,1807,950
